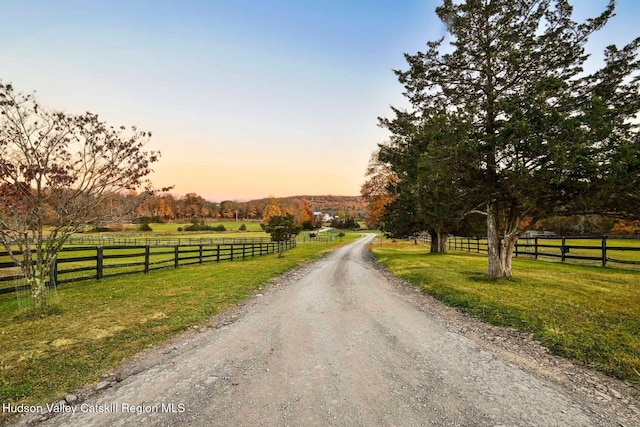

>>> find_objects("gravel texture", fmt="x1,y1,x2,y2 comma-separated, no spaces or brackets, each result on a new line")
8,234,639,426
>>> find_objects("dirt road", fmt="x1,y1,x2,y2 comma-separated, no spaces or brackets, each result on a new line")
16,235,636,426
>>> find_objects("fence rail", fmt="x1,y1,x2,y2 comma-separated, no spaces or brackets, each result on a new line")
445,235,640,269
66,236,273,247
67,231,341,247
0,238,296,295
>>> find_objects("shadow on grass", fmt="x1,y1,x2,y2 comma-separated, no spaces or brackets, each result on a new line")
463,271,522,285
13,304,64,321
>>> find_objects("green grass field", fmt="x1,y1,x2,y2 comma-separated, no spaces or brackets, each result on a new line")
371,240,640,384
146,221,265,233
0,233,360,410
78,220,266,234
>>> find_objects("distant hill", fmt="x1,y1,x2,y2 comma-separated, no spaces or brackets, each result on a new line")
251,195,367,218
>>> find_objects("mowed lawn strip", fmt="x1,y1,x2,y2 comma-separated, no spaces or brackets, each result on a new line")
371,241,640,383
0,233,360,409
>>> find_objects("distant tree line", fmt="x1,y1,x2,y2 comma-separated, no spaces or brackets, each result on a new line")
73,193,367,228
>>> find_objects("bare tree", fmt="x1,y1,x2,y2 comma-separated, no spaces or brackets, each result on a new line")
0,81,161,312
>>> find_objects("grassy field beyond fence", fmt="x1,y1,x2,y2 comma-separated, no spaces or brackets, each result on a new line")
371,240,640,384
0,232,360,413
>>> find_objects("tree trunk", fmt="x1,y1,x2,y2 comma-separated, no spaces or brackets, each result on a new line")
430,232,439,253
500,235,518,279
429,229,448,253
438,231,448,253
29,269,49,313
487,201,520,279
487,201,503,278
277,242,284,258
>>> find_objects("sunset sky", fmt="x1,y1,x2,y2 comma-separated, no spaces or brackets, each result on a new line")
2,0,638,201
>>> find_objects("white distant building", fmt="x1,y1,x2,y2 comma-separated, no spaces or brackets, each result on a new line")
524,230,556,238
313,212,334,222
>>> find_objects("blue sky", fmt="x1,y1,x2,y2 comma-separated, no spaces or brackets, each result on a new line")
1,0,638,201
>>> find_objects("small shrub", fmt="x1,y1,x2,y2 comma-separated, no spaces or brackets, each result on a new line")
139,223,153,232
133,216,164,224
213,224,226,232
330,215,360,230
177,227,183,232
184,221,208,231
239,224,247,231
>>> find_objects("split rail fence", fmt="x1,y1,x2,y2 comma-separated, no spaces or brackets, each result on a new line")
0,238,296,295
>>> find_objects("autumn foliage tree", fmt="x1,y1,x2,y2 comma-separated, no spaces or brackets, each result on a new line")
360,148,397,229
0,81,161,312
261,202,283,224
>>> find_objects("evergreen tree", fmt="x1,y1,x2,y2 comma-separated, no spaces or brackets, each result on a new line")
383,0,640,278
264,214,301,257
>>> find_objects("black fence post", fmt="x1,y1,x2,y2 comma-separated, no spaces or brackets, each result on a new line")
174,245,179,268
535,238,539,260
49,255,58,286
242,244,246,259
602,236,608,267
144,245,150,274
97,247,104,280
230,244,234,261
561,237,566,263
216,244,221,262
199,244,203,264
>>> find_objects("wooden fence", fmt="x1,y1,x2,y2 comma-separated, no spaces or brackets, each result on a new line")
0,238,296,295
445,235,640,269
66,236,272,246
298,231,341,243
68,231,341,247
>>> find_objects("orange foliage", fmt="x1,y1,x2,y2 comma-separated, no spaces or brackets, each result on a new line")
262,203,282,223
361,149,398,228
611,219,640,235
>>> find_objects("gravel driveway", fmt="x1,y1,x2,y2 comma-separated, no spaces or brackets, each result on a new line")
12,234,639,426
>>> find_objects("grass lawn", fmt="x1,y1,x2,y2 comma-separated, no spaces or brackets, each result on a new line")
0,233,361,409
147,221,265,234
371,240,640,384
